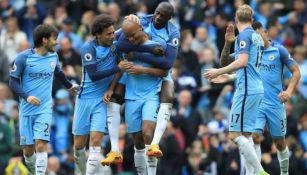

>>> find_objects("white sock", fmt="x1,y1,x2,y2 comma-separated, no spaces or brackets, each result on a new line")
24,153,36,174
134,147,146,175
234,136,264,174
277,147,289,175
74,147,87,175
145,145,158,175
254,143,262,161
86,146,101,175
35,152,48,175
151,103,172,145
240,152,254,175
107,102,121,152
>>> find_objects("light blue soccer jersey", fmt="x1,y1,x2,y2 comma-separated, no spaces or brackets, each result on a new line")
10,49,60,115
78,39,118,99
260,42,296,107
125,39,167,100
234,27,264,95
140,15,180,55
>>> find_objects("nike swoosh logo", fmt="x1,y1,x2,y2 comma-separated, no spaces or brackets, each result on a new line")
29,65,36,67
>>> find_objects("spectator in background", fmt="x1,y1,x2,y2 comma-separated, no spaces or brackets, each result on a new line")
15,0,47,45
0,16,27,63
57,18,83,51
46,156,61,175
77,10,95,42
181,140,205,175
53,6,68,27
4,157,28,175
107,2,123,29
214,12,229,53
299,114,307,151
294,46,307,99
58,37,82,68
0,103,13,174
191,26,218,58
52,89,73,162
0,0,14,20
171,89,202,147
0,83,17,117
0,49,10,83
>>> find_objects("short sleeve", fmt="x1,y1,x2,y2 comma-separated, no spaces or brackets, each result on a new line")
81,42,96,66
277,45,296,68
236,32,251,54
10,53,27,78
168,29,180,49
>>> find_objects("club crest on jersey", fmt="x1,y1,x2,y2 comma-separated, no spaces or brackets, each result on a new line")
50,61,56,68
11,63,17,72
239,41,246,48
21,135,26,142
172,38,179,46
85,53,92,61
269,54,275,61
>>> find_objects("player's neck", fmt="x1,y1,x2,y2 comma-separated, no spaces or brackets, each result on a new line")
34,47,48,56
237,23,251,32
140,33,149,43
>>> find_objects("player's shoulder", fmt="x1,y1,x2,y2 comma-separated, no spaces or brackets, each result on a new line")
15,49,34,61
139,15,153,25
81,39,96,52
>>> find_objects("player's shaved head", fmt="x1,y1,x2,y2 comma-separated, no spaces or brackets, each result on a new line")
153,2,174,29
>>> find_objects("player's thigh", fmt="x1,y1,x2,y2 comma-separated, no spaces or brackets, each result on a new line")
32,113,52,143
254,106,267,135
72,98,92,135
19,115,34,145
111,79,126,104
229,93,263,133
90,99,108,133
142,99,159,123
160,76,174,103
267,107,287,138
125,100,143,133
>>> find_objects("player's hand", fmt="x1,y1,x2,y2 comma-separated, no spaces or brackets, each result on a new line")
127,65,144,75
278,91,291,103
203,68,221,80
118,60,133,71
124,52,134,61
27,96,41,106
210,74,230,84
68,83,80,95
103,89,113,103
225,24,236,44
152,46,164,56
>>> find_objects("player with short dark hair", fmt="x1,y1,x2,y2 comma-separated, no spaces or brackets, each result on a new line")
9,24,79,175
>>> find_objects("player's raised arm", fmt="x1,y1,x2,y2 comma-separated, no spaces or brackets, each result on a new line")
278,45,301,102
220,24,236,67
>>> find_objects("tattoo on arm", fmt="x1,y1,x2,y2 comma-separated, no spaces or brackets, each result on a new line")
220,42,234,67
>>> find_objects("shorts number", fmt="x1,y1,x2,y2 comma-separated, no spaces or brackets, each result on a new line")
231,114,240,124
44,123,49,136
280,119,285,130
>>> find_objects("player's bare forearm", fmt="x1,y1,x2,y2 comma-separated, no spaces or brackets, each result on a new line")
219,55,248,75
220,42,234,67
108,72,123,91
286,64,301,95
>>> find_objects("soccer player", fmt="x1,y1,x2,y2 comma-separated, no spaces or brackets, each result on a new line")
72,14,127,175
204,5,269,175
9,24,79,175
102,1,179,166
214,22,301,175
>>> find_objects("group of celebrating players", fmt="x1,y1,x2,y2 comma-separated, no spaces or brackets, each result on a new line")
9,1,301,175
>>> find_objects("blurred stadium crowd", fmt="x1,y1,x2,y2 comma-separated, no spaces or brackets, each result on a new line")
0,0,307,175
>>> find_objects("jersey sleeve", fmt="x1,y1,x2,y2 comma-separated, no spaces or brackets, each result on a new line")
81,42,97,66
168,28,180,50
277,45,296,68
10,53,27,78
236,32,251,55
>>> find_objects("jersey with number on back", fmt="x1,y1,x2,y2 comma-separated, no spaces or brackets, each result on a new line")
234,27,264,95
10,49,60,115
79,39,118,99
124,39,167,100
260,42,296,107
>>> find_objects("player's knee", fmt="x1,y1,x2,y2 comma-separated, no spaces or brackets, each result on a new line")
228,132,242,141
89,133,104,147
132,132,145,149
274,138,286,151
35,140,48,152
23,146,35,157
253,133,262,144
160,81,174,103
